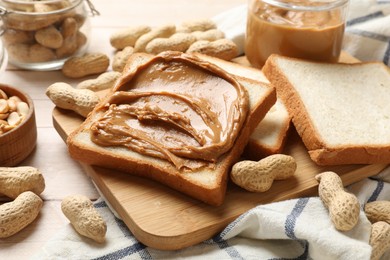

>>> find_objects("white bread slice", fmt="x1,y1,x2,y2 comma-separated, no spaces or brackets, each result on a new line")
263,54,390,165
194,53,292,158
244,99,291,159
67,52,276,206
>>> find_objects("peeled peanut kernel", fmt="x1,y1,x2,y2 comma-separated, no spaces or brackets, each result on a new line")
370,221,390,260
0,113,9,120
0,99,9,114
0,123,13,134
0,120,11,133
46,82,100,117
7,99,16,112
315,171,360,231
231,154,296,192
0,191,43,238
7,112,22,126
9,95,22,103
61,195,107,243
365,201,390,224
16,102,29,117
0,89,8,99
8,95,22,112
0,166,45,199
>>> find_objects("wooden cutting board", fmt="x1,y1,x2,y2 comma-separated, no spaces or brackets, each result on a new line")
52,54,388,250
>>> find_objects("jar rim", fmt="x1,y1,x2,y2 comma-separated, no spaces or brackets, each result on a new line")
0,0,83,15
260,0,349,11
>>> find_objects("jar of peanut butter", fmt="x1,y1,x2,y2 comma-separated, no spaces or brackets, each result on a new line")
245,0,349,68
0,0,99,71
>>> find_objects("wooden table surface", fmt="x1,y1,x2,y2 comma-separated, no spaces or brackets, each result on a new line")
0,0,246,258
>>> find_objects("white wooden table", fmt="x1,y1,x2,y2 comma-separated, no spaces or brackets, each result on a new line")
0,0,245,258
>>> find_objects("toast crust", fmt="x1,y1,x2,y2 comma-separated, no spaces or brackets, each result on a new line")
68,52,276,206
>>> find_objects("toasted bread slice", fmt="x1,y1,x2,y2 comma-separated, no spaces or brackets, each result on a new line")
263,54,390,165
67,52,276,206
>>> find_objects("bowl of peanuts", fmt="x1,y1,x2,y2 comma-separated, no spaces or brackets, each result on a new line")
0,84,37,166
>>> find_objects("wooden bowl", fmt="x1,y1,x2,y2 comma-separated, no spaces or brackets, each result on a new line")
0,84,37,166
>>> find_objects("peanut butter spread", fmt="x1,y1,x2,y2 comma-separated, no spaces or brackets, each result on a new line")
90,52,249,171
246,0,345,68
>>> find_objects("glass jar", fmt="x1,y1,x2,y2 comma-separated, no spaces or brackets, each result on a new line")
0,37,6,73
245,0,349,68
0,0,98,71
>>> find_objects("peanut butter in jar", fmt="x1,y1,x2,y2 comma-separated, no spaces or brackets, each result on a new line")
245,0,349,68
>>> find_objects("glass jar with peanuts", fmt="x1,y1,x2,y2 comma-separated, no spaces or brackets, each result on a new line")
0,0,99,70
0,36,6,73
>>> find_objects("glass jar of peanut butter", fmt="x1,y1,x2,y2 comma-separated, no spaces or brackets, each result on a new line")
246,0,349,68
0,0,99,71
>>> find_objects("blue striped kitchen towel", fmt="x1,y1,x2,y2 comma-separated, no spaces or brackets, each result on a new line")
32,167,390,260
343,0,390,65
